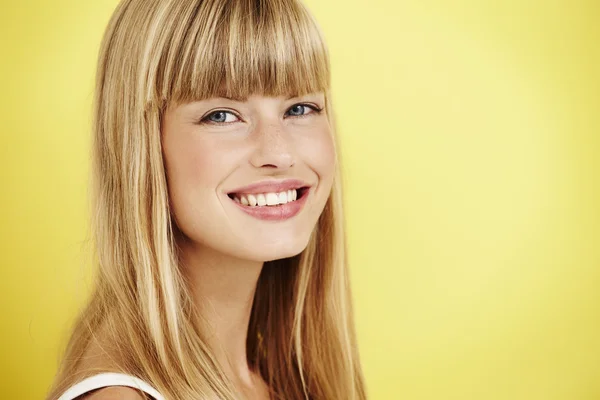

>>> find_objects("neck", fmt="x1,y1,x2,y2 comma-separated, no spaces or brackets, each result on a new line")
178,236,264,389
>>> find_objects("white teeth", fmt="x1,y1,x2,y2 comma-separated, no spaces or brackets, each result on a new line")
278,191,288,203
233,188,300,207
266,192,279,205
256,193,267,206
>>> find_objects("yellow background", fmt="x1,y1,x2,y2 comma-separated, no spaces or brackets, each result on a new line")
1,0,599,399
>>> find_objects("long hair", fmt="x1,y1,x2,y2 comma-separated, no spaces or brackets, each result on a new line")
47,0,367,399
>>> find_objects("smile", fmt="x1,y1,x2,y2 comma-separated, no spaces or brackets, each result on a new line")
228,188,309,207
226,179,311,221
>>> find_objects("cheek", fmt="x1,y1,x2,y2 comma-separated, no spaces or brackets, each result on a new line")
163,133,241,192
297,123,337,181
162,129,243,235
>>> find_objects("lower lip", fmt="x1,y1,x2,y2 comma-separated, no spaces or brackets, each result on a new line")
228,189,310,221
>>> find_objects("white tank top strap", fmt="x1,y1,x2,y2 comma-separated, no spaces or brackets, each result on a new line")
56,372,165,400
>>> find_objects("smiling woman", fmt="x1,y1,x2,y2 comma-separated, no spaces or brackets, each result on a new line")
46,0,366,399
162,92,335,260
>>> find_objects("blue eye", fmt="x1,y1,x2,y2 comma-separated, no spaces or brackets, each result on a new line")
199,103,323,125
285,103,322,118
203,110,239,124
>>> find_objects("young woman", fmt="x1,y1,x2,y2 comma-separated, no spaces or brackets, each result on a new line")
47,0,367,399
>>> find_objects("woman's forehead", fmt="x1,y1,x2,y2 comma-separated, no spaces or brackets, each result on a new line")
169,79,326,104
167,91,325,110
208,88,325,101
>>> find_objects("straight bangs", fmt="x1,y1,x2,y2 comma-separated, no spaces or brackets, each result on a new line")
151,0,331,106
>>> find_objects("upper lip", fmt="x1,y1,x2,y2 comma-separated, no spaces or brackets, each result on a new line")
227,179,310,195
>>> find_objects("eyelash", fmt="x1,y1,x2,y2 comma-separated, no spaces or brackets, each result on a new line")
198,103,323,126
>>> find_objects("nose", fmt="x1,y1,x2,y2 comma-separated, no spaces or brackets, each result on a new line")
249,120,295,170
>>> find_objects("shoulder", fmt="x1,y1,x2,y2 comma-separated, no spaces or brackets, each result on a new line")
55,373,164,400
55,328,163,400
76,386,147,399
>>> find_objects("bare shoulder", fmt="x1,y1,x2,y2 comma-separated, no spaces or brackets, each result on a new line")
69,325,153,399
77,386,148,399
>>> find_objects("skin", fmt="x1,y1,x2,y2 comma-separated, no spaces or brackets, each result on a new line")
160,92,336,398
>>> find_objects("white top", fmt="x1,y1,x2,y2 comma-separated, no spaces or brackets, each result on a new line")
56,372,165,400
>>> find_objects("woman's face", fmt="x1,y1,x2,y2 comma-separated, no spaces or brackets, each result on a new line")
161,91,336,262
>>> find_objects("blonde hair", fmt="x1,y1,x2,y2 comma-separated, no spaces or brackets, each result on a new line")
47,0,366,399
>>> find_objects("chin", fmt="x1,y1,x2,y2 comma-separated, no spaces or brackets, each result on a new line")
241,235,312,262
